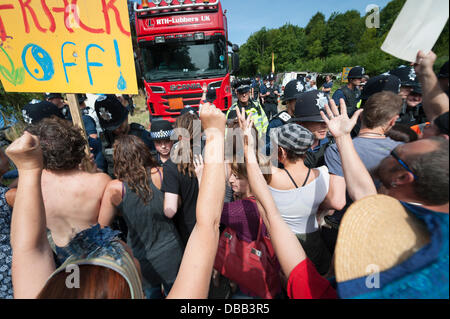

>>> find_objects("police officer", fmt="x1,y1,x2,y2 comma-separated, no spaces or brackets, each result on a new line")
265,79,305,154
263,75,280,120
226,78,268,137
22,100,65,125
95,94,155,177
43,93,72,120
332,66,365,117
251,74,263,102
387,65,427,126
289,90,335,168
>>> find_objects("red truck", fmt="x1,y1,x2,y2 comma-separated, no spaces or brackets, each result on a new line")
133,0,239,122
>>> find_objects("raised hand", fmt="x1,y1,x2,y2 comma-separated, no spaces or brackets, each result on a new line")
199,102,226,134
5,131,43,171
414,50,437,76
320,98,363,138
236,107,256,151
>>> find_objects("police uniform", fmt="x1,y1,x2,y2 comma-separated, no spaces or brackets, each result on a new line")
385,66,428,127
263,75,279,120
227,79,269,137
265,79,305,155
95,95,155,177
290,90,335,169
332,66,365,117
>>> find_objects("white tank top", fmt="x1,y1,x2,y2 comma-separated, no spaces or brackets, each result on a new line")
269,166,330,234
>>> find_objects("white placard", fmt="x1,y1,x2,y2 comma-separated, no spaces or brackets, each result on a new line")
381,0,449,62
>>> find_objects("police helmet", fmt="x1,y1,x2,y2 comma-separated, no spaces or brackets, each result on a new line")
290,90,329,123
347,66,365,79
95,95,129,131
282,80,305,105
386,65,417,87
44,93,63,100
22,101,64,125
77,94,88,105
361,74,401,101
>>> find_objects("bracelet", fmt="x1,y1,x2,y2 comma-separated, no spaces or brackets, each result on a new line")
201,99,207,104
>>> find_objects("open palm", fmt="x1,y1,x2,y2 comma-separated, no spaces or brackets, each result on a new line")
320,98,363,138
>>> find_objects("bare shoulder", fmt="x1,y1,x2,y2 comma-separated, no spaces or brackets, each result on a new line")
104,179,123,206
89,172,112,186
105,179,123,193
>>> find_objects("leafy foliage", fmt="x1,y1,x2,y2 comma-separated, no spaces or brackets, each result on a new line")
238,0,449,77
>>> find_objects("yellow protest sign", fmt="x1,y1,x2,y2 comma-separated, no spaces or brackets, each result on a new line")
0,0,137,94
341,67,353,83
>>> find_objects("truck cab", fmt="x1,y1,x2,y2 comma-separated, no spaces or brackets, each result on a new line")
134,0,238,121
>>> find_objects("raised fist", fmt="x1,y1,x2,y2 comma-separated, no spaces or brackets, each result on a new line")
199,103,226,133
5,131,43,171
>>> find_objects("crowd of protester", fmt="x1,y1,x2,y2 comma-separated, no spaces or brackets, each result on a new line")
0,50,448,299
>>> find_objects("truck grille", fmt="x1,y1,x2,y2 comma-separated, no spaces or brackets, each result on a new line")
161,93,203,109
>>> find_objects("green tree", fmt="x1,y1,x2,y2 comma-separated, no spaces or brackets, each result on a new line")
305,12,327,58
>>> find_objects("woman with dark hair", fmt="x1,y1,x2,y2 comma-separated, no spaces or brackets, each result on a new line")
161,112,201,246
99,134,183,299
267,121,344,276
194,153,280,299
8,103,229,299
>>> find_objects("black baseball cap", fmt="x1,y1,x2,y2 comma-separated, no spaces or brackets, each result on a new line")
22,100,64,125
95,95,129,131
290,90,329,123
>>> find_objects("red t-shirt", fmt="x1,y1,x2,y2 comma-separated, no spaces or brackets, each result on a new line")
287,258,337,299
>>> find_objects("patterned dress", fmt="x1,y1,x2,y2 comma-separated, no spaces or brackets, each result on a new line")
0,186,13,299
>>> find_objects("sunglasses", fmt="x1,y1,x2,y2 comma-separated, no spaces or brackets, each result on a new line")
390,149,418,180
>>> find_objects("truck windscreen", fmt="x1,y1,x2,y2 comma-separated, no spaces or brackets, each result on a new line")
140,38,227,82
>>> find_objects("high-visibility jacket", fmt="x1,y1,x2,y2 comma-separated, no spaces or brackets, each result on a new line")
226,100,269,137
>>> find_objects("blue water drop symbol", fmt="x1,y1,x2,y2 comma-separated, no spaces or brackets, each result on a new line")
117,71,127,91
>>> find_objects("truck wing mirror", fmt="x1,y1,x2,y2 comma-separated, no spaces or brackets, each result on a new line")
231,52,240,75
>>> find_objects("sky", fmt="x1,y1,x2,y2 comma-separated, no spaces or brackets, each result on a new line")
222,0,393,46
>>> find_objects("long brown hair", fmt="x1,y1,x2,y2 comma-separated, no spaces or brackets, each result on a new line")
174,112,199,177
37,265,131,299
113,135,158,204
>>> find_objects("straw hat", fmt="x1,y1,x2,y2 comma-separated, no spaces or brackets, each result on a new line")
334,194,430,283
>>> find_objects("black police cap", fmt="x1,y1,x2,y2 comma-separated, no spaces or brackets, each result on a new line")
150,120,174,140
233,78,252,94
290,90,329,123
361,74,401,101
95,95,129,131
22,100,64,125
282,79,305,105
